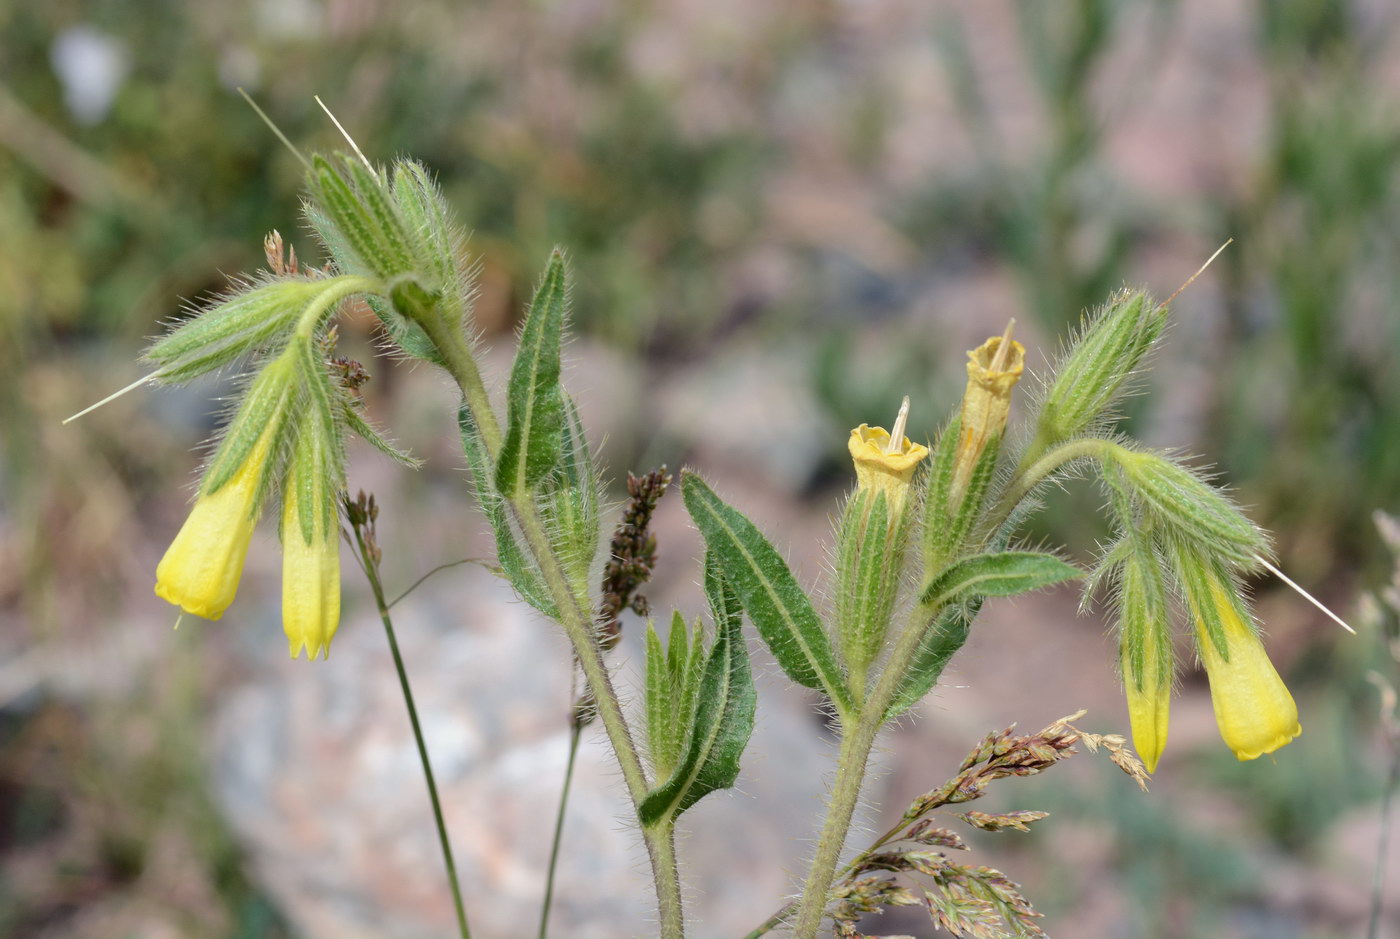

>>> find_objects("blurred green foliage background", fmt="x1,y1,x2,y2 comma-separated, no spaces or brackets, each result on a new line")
2,0,1398,936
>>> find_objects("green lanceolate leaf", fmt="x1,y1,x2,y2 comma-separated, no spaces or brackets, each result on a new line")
682,472,852,712
703,552,742,635
496,251,568,498
680,614,705,735
542,397,601,579
458,406,555,616
639,612,756,826
887,601,980,719
919,551,1082,608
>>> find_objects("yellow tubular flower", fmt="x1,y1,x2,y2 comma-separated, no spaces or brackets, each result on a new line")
154,433,272,620
1123,636,1171,774
951,327,1025,500
281,465,341,661
1195,580,1302,761
848,415,930,517
1118,544,1173,773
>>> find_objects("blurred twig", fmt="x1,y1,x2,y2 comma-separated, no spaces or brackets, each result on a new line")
0,84,143,210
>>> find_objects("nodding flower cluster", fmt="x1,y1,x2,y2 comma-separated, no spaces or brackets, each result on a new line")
842,296,1303,771
148,279,365,660
130,157,455,660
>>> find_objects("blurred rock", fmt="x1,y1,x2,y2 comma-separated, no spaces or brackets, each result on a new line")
210,565,835,938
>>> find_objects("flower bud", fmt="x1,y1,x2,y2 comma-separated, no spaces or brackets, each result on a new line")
951,330,1024,502
1038,289,1163,444
923,327,1023,570
1113,449,1265,565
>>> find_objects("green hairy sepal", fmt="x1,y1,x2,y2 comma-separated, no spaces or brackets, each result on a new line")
198,352,300,500
306,155,466,363
922,416,1001,571
308,154,416,281
1116,535,1173,695
834,489,910,682
147,278,325,384
1165,535,1255,661
1035,288,1164,445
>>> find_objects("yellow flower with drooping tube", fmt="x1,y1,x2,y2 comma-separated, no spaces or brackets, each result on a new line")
1118,543,1173,774
155,429,275,620
281,433,342,660
1191,576,1301,761
1123,636,1171,774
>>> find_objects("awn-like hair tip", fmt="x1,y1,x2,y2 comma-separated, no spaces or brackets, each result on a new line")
237,88,310,170
62,371,158,424
1254,553,1357,635
1160,239,1233,310
314,96,375,174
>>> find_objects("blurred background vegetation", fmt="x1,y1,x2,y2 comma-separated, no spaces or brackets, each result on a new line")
1,0,1398,936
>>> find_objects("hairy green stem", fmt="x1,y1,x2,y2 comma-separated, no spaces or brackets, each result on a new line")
417,310,685,938
744,815,912,939
789,599,948,938
352,525,472,939
296,276,383,338
538,722,582,939
510,493,686,936
412,309,503,454
982,436,1117,540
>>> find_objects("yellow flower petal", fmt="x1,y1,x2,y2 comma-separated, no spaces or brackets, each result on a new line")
281,476,341,661
1124,641,1171,774
848,423,930,515
1196,581,1302,761
951,333,1024,500
154,435,271,620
